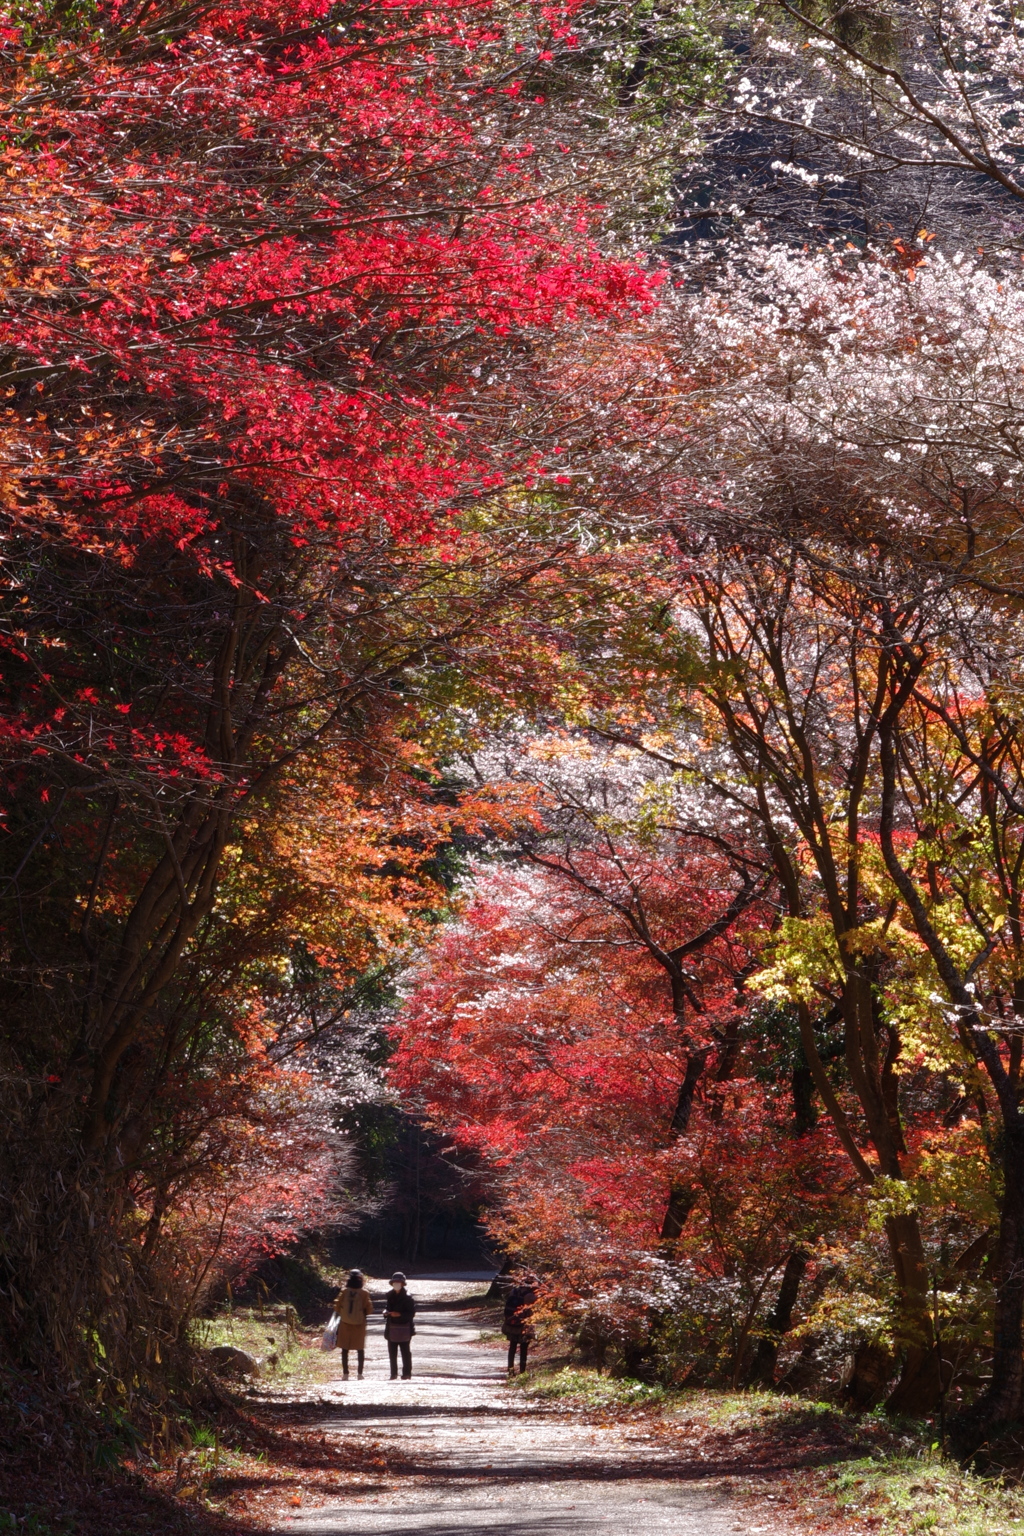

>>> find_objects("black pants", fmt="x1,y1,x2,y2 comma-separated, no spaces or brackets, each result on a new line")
388,1340,412,1378
341,1348,364,1375
507,1337,528,1373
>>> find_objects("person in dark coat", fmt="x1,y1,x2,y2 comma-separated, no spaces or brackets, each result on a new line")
384,1271,416,1379
502,1271,538,1375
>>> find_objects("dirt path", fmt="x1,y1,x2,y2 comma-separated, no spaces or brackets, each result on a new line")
267,1281,767,1536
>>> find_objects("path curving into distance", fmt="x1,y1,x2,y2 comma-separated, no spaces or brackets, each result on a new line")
268,1280,774,1536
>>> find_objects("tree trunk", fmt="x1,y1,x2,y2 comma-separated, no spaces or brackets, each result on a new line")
791,1048,818,1134
885,1344,942,1415
952,1121,1024,1450
988,1125,1024,1420
658,1050,705,1249
748,1246,808,1385
660,1182,698,1245
883,1212,943,1415
845,1340,895,1410
842,968,943,1416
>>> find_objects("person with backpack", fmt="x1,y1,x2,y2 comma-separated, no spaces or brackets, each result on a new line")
502,1271,538,1375
384,1271,417,1379
334,1269,373,1380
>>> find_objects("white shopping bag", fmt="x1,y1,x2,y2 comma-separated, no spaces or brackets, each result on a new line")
320,1313,340,1351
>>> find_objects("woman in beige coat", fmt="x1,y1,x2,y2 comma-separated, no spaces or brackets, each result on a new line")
334,1269,373,1379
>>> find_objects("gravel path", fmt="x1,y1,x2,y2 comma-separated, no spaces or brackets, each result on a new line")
275,1281,772,1536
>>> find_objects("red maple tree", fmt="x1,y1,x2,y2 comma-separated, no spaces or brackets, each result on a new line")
0,0,667,1418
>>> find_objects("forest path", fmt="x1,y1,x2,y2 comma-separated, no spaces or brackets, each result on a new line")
269,1281,774,1536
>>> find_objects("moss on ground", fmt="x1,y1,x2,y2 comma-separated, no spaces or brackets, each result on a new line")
830,1456,1024,1535
516,1366,666,1408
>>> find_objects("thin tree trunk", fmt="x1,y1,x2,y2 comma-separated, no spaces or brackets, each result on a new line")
748,1246,808,1385
953,1123,1024,1446
883,1211,942,1414
659,1049,705,1247
877,702,1019,1429
984,1124,1024,1421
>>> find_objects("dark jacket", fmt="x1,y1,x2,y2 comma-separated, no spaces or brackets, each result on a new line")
502,1283,537,1341
383,1286,416,1341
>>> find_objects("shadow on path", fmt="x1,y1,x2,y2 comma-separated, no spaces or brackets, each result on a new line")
262,1283,831,1536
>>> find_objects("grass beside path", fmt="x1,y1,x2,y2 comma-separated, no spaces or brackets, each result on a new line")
513,1368,1024,1536
829,1456,1024,1536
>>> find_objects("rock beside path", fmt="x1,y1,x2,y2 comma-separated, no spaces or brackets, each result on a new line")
207,1344,261,1377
